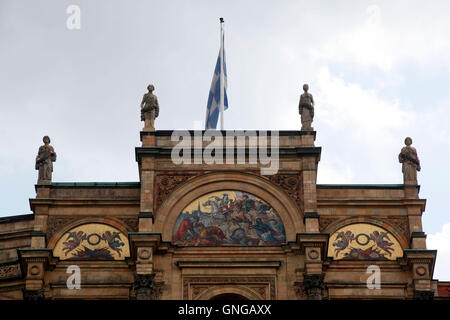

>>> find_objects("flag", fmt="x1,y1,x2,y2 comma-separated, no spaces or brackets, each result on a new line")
205,19,228,130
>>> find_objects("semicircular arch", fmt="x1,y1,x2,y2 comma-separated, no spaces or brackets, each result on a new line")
323,216,409,250
48,216,130,249
326,219,406,261
195,285,263,300
154,171,304,243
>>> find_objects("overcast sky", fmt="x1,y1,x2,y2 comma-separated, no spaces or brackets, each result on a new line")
1,0,450,280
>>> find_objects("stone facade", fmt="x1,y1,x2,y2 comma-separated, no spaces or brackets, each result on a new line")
0,130,448,300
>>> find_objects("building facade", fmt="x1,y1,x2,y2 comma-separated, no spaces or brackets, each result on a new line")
0,128,449,300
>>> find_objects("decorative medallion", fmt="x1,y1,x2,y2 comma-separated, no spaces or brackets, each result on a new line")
53,223,130,260
172,190,286,246
415,266,427,276
328,223,403,260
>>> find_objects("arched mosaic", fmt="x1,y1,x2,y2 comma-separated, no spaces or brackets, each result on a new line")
327,223,403,260
53,223,130,260
172,190,286,246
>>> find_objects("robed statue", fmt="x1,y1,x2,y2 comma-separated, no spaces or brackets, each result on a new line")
299,83,314,130
35,136,56,184
140,84,159,131
398,137,421,184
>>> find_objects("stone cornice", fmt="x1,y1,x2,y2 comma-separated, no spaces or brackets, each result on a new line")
175,260,282,269
29,198,140,210
135,146,322,163
140,129,317,140
318,199,426,211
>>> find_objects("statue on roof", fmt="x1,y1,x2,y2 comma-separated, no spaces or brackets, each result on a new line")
140,84,159,131
299,83,315,130
398,137,421,184
35,136,56,184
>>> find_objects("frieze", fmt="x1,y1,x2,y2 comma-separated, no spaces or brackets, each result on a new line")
0,263,21,280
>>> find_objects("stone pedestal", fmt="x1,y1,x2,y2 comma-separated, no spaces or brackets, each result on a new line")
404,184,419,199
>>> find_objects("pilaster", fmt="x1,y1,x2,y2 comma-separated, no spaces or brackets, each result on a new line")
18,248,54,299
138,131,156,230
400,249,437,299
128,232,163,299
296,233,328,300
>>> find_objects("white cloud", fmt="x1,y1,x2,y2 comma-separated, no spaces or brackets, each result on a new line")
314,67,416,182
317,159,354,184
316,67,415,137
427,223,450,281
310,3,450,72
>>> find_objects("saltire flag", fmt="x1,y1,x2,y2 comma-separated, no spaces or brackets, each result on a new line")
205,19,228,130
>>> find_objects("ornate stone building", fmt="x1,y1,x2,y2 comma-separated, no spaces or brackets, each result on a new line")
0,128,449,300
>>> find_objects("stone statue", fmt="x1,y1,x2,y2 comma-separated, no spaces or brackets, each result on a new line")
140,84,159,131
299,83,315,130
35,136,56,184
398,137,421,184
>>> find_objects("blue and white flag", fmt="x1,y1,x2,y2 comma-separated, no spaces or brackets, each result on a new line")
205,20,228,130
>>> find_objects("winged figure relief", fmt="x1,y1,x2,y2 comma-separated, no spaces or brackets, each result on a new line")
101,231,125,256
333,231,355,257
370,231,394,256
62,231,87,256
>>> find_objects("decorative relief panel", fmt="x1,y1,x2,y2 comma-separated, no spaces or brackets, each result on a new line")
0,263,21,280
328,223,403,260
53,223,130,260
172,190,286,246
155,173,198,212
319,216,341,232
268,174,303,211
46,216,80,241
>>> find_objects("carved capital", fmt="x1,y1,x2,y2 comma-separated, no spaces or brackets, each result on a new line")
133,273,163,300
413,290,434,300
303,274,324,300
22,288,45,300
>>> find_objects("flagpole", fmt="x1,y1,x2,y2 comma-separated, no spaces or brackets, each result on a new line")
219,17,225,131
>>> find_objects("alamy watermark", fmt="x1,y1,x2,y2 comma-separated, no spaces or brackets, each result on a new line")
170,130,279,175
365,265,381,290
66,5,81,30
66,265,81,289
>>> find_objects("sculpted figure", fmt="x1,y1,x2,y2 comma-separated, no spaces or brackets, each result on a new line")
140,84,159,131
299,83,314,130
398,137,421,184
35,136,56,184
